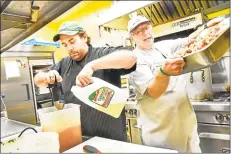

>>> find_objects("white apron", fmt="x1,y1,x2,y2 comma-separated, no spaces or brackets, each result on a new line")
137,76,201,153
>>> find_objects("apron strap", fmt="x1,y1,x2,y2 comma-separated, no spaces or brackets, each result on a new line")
154,46,168,59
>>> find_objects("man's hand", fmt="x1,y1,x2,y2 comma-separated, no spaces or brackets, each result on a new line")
34,70,62,87
206,16,225,28
76,64,94,87
43,70,62,84
161,57,185,76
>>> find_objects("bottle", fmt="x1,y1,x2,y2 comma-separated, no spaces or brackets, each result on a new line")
71,77,128,118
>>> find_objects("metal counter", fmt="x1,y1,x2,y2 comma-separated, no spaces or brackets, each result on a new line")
191,101,230,112
1,118,40,139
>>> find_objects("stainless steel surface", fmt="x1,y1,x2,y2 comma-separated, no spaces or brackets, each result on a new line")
192,101,230,112
193,93,230,153
29,58,54,111
129,118,142,145
1,0,12,14
125,101,138,119
1,47,55,58
125,101,142,145
199,132,229,140
1,57,37,125
1,118,38,139
29,63,40,123
101,1,229,30
137,0,229,27
126,119,132,143
182,27,230,74
186,67,213,101
210,52,230,93
125,101,137,112
198,123,230,153
198,123,230,134
0,54,54,124
195,110,230,125
1,1,81,53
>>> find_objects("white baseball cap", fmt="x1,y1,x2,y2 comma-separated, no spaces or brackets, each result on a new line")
127,15,150,33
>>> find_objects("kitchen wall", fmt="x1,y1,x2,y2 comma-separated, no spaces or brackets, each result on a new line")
17,1,114,62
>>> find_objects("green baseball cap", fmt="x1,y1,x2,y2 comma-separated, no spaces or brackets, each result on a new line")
53,21,85,42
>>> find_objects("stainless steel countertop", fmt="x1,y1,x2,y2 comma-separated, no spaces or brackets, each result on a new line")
1,118,40,139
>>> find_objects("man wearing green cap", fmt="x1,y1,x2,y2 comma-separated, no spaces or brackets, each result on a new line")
34,21,137,141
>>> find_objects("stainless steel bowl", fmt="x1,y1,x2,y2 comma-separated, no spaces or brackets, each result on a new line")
182,27,230,74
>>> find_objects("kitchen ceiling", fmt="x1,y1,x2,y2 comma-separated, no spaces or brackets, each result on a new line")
1,0,82,53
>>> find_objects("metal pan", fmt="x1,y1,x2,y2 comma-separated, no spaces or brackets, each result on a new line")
181,27,230,74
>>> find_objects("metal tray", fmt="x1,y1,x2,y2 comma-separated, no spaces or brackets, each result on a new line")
181,27,230,74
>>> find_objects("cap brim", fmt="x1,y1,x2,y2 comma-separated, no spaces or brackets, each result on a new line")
53,34,60,42
130,20,151,33
53,31,84,42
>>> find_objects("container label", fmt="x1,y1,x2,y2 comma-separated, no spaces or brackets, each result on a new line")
88,87,115,108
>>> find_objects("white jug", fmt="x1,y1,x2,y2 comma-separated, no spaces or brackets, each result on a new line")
71,77,129,118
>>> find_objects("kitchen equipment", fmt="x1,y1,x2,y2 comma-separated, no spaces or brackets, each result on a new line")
125,100,142,145
1,118,41,139
182,25,230,74
64,136,178,153
0,51,55,124
190,47,230,153
191,96,230,153
71,77,129,118
210,51,230,93
185,67,214,101
30,59,54,110
0,57,38,125
83,145,102,154
38,103,82,153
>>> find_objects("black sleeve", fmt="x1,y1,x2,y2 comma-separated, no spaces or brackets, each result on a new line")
119,63,137,75
49,62,61,73
96,45,131,57
96,46,136,75
49,58,65,75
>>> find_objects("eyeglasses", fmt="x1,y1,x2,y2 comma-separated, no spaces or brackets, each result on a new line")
132,25,151,35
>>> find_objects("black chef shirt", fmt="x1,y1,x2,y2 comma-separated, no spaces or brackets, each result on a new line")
50,45,136,141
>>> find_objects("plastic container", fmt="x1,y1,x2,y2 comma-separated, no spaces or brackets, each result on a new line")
38,103,82,153
71,77,129,118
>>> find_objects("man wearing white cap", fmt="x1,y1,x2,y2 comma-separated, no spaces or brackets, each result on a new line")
127,15,224,152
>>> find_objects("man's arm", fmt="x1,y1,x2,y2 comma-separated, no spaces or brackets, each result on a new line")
76,50,137,87
147,71,170,99
88,50,136,70
130,65,170,99
146,57,185,99
130,56,184,99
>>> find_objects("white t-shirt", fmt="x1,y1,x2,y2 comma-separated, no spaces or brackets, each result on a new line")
129,38,201,152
